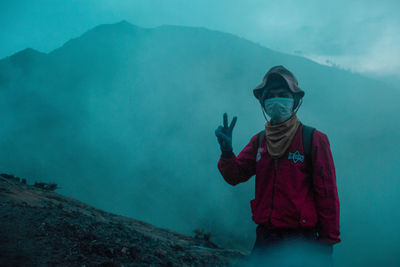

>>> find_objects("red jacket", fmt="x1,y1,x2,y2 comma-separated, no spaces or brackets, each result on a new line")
217,124,341,244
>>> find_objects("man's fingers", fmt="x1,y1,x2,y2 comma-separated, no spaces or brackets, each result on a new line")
215,126,224,136
215,131,230,141
215,129,230,141
229,116,237,131
223,113,228,129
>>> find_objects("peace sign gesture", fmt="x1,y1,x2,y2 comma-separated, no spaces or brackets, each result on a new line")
215,113,237,152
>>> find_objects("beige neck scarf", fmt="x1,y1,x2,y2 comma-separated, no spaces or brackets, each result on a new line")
264,113,300,159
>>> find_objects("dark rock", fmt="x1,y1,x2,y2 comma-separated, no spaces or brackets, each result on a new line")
0,176,247,266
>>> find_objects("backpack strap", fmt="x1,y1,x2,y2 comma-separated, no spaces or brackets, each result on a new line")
301,123,315,170
257,130,265,148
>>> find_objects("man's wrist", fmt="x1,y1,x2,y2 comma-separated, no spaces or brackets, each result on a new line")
221,150,234,158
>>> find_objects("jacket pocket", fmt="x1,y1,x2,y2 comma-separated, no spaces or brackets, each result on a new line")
299,202,318,227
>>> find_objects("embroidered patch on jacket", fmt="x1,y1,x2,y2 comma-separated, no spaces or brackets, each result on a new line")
288,150,304,163
256,147,264,162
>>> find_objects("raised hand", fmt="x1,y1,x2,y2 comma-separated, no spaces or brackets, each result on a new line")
215,113,237,152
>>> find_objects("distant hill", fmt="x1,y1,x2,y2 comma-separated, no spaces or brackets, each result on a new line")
0,20,399,266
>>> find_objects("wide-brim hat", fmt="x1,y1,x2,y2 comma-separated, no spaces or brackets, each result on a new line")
253,65,305,109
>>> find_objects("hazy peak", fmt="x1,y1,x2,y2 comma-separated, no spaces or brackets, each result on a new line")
88,19,142,33
5,48,44,59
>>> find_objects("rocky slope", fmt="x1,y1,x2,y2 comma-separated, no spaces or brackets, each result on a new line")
0,174,249,266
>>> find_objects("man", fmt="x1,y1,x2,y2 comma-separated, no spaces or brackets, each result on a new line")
215,65,340,266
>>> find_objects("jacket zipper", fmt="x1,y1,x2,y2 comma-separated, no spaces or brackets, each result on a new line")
321,166,328,197
268,158,278,226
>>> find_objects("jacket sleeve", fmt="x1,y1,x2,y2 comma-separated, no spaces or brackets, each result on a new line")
217,133,258,186
311,131,341,245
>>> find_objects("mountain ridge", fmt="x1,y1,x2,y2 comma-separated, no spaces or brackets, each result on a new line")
1,20,397,93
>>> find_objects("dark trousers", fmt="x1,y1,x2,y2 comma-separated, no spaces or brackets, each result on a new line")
242,225,334,267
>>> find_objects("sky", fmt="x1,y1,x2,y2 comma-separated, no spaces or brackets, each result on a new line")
1,0,400,79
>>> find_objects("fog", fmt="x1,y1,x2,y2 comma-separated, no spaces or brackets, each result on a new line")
1,2,400,267
2,0,400,81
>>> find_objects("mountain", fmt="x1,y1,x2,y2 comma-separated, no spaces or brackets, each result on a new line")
0,174,246,266
0,20,399,266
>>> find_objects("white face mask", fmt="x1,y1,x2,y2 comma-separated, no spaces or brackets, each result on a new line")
263,97,294,122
